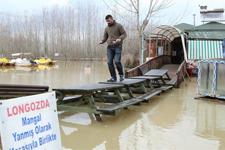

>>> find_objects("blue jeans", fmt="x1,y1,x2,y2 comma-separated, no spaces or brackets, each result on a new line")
107,46,124,79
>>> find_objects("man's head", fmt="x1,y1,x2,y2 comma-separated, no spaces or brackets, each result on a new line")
105,15,114,26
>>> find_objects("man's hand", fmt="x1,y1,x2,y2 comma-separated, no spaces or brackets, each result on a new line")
115,39,121,43
112,39,121,44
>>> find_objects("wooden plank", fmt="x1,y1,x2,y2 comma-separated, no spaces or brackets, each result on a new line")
0,88,47,92
98,89,161,113
94,94,123,103
53,83,124,92
53,89,93,95
129,76,161,88
0,84,49,89
129,76,160,80
62,95,82,101
157,85,173,91
57,105,100,114
137,89,162,100
0,92,46,99
165,77,177,86
99,79,146,86
144,69,168,76
100,79,148,98
97,98,143,113
0,84,49,99
0,92,44,95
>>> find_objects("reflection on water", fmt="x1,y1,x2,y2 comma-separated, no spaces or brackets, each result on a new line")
61,126,78,136
61,113,92,126
118,81,221,150
196,101,225,150
0,65,57,72
93,141,107,150
0,61,225,150
0,61,109,88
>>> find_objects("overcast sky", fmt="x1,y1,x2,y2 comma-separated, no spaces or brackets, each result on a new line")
0,0,224,26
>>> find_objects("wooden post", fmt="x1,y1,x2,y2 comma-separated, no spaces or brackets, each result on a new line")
114,89,124,102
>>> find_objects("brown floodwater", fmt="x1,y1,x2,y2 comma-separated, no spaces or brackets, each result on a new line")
0,61,225,150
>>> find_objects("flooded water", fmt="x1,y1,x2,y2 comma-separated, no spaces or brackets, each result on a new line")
0,61,109,88
0,61,225,150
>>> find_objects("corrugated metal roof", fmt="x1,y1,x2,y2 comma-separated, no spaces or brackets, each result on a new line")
188,39,223,60
187,22,225,39
189,22,225,31
188,31,225,39
174,23,194,32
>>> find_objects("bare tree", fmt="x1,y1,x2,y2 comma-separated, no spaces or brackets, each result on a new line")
0,0,167,61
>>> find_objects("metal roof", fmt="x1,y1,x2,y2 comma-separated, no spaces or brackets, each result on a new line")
186,22,225,39
188,31,225,39
149,25,182,41
149,22,225,41
188,22,225,31
174,23,194,32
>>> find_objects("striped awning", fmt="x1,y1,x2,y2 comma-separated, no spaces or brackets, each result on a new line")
188,40,223,60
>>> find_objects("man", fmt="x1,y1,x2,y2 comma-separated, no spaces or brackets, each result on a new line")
100,14,127,82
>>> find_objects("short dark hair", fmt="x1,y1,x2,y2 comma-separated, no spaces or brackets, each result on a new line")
105,14,113,20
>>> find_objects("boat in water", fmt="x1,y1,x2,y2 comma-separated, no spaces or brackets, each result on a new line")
10,53,56,67
34,58,56,65
0,57,15,66
10,58,37,67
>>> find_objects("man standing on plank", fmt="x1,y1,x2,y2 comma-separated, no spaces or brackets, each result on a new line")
100,14,127,82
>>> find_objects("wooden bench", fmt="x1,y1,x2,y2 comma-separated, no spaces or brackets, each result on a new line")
97,97,144,115
157,85,173,91
136,89,162,101
165,77,177,86
97,89,162,115
0,84,49,99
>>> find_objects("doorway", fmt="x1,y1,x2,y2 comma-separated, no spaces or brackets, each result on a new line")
171,37,184,64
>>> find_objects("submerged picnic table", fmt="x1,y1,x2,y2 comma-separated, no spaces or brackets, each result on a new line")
100,78,161,100
54,83,125,120
144,69,171,84
100,79,148,96
130,76,161,87
130,69,174,91
53,79,162,121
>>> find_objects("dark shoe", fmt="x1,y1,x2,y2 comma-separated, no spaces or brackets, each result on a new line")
107,78,117,82
119,75,124,82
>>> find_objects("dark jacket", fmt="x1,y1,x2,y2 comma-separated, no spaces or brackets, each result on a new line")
102,21,127,47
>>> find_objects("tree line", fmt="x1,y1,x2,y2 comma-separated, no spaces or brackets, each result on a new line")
0,2,139,61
